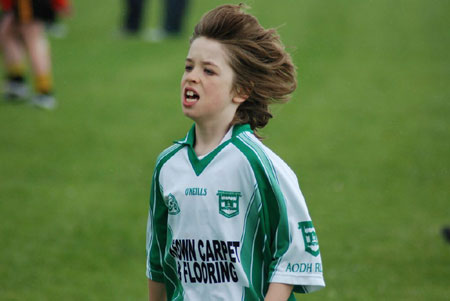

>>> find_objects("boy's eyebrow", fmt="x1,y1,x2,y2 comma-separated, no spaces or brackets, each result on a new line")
185,58,219,68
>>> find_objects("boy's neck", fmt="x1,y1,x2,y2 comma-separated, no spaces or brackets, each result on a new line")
194,122,231,156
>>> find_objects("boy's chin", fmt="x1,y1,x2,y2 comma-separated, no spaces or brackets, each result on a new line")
182,109,197,120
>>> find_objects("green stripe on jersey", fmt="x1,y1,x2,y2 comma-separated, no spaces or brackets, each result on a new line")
147,144,184,282
239,187,265,300
164,226,185,300
233,133,291,283
232,136,290,299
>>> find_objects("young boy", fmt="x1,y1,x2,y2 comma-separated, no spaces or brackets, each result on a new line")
146,4,325,300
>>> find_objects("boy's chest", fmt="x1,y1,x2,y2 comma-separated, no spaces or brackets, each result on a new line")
159,152,258,239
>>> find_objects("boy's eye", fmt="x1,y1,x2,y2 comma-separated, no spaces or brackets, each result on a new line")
185,65,193,72
204,68,215,75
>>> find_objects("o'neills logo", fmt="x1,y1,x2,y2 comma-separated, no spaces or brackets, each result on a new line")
169,239,240,284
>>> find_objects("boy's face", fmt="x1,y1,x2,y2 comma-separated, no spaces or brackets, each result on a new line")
181,37,246,126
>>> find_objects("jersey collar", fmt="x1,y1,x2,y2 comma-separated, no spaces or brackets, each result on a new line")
175,123,253,147
174,123,253,176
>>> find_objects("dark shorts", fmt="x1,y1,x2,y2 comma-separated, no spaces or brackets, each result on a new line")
12,0,56,24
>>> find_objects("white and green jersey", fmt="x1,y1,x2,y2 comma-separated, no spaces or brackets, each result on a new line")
146,124,325,300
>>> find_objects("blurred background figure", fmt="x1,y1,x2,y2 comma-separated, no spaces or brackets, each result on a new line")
44,2,69,39
442,226,450,243
0,0,71,110
160,0,189,37
121,0,189,41
122,0,146,36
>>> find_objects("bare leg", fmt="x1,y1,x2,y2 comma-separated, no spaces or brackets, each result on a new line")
19,20,56,109
0,14,29,100
19,20,51,81
0,14,26,75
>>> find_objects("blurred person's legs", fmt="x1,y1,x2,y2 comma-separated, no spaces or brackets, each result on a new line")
163,0,188,35
19,19,56,109
123,0,146,34
1,0,57,109
442,226,450,243
0,13,29,100
145,0,189,42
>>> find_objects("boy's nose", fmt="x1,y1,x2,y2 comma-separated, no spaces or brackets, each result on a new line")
186,70,200,83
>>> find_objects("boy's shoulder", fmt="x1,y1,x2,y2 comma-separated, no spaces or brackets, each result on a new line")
232,131,297,179
155,143,185,167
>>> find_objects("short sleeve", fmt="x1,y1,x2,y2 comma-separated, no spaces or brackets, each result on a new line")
266,152,325,293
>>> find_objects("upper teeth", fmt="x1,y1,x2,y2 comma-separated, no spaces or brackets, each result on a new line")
187,90,195,97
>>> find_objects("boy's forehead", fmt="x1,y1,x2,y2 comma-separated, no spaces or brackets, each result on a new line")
187,37,229,65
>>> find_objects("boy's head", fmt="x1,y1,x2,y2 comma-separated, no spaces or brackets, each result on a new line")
190,4,297,132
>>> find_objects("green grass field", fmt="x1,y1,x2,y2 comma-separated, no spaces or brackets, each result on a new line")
1,0,449,300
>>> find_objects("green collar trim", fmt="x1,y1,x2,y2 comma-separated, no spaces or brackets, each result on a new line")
175,124,253,176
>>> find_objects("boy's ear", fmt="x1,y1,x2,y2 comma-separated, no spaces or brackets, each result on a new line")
232,87,249,104
232,94,248,104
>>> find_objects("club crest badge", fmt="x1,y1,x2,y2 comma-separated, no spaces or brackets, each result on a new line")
298,221,320,257
217,190,241,218
165,193,181,215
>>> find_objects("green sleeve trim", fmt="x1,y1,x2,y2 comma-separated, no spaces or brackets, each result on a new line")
147,144,184,284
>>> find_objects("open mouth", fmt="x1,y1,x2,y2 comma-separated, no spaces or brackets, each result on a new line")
184,88,200,104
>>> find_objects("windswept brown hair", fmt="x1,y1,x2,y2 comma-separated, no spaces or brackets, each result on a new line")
191,3,297,134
